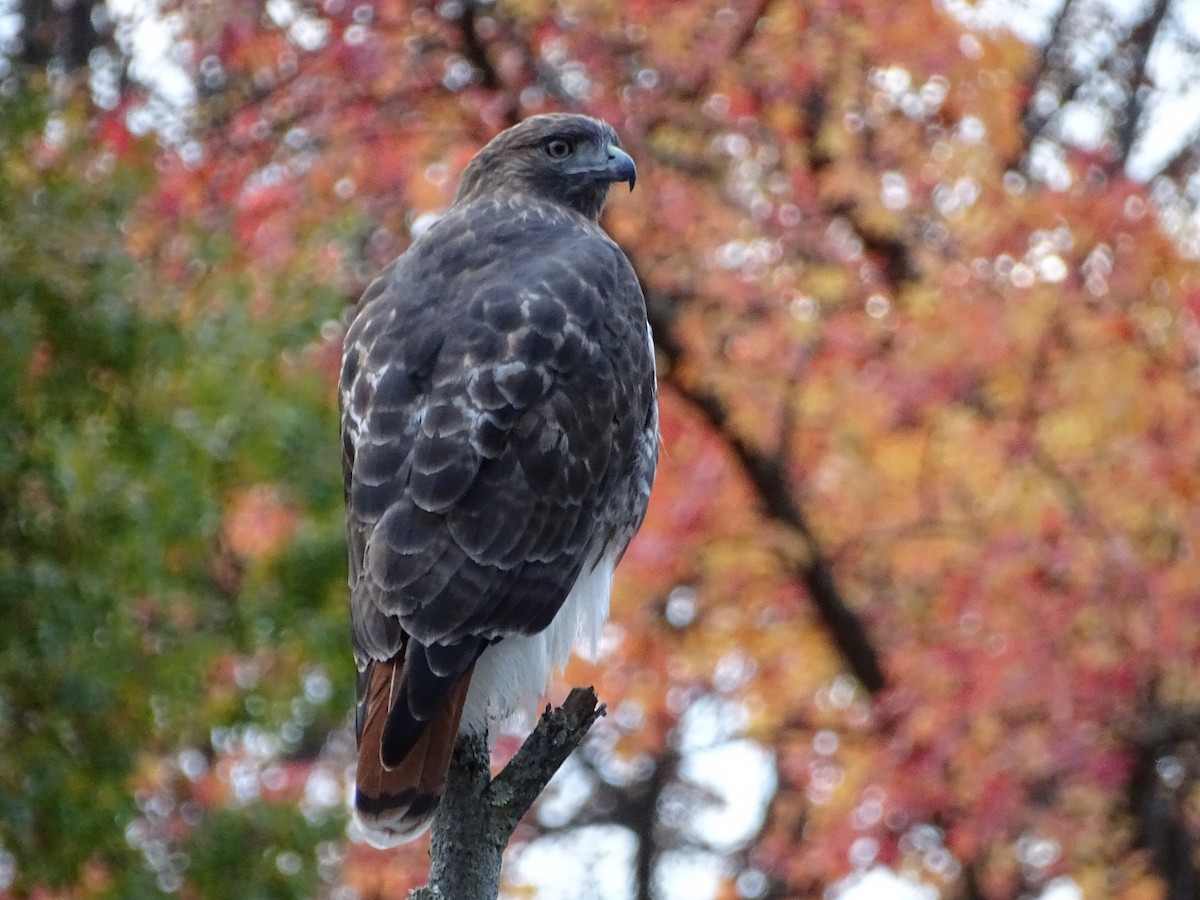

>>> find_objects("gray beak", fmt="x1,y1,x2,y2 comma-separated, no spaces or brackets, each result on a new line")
605,145,637,191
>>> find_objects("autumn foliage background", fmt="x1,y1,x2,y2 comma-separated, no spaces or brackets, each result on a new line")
2,0,1199,897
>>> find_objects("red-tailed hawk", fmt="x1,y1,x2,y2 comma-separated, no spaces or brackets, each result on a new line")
340,114,658,848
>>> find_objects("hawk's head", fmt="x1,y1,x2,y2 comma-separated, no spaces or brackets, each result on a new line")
456,113,637,221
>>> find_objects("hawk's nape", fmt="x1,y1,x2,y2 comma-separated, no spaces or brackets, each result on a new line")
339,113,658,848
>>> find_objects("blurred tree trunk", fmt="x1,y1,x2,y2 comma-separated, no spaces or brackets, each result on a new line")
18,0,108,71
1127,699,1200,900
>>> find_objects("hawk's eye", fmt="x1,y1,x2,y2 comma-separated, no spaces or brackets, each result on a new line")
545,139,573,160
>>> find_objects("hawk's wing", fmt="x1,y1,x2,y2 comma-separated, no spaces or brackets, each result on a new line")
340,199,656,843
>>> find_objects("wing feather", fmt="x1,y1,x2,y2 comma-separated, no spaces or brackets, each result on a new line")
343,204,648,647
342,192,657,841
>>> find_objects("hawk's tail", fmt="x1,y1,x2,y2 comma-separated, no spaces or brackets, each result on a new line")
353,655,471,848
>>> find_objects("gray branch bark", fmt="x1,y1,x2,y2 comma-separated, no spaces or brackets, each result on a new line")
1114,0,1172,165
409,687,606,900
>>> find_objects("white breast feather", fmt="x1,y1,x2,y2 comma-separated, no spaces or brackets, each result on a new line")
460,546,617,735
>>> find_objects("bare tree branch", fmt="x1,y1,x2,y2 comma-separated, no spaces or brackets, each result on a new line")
490,688,608,830
1019,0,1078,145
1114,0,1173,165
644,288,886,693
409,687,606,900
1126,695,1200,900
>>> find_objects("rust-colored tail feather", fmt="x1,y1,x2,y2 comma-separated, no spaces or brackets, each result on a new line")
353,654,472,848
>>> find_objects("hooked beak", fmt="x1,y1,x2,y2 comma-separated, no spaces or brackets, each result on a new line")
605,145,637,191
